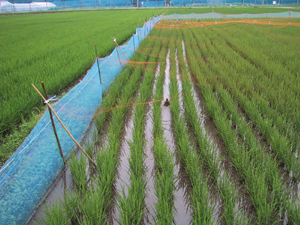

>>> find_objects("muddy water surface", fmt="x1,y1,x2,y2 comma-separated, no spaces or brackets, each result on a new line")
113,109,134,224
144,66,160,224
162,49,192,225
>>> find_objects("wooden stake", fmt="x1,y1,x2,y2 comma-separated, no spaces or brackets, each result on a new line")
115,43,122,66
94,44,102,84
111,36,136,69
31,83,97,167
41,81,66,165
133,32,135,51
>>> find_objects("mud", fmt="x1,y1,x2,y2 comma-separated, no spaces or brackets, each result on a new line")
113,107,134,224
144,66,160,224
162,49,192,225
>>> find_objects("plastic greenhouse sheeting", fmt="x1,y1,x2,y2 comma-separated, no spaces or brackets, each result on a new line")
0,16,159,225
160,11,300,20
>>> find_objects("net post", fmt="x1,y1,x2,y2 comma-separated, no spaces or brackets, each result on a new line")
31,83,97,167
94,44,102,84
41,81,66,165
133,29,135,51
113,37,122,66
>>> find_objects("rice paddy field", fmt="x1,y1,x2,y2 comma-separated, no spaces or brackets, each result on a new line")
37,16,300,224
0,8,163,166
1,7,300,169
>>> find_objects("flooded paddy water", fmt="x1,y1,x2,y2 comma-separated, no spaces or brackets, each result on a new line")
34,20,300,224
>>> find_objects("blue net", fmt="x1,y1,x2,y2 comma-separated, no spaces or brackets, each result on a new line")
0,16,159,225
160,11,300,20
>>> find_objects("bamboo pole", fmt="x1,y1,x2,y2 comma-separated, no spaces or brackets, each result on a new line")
115,43,122,66
41,81,66,165
31,83,97,167
111,36,136,69
94,44,102,84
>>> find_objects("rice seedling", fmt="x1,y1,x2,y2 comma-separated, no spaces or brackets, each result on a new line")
177,30,249,224
178,25,286,223
150,30,176,224
38,17,300,225
188,25,300,180
168,32,216,224
0,9,163,139
116,28,163,224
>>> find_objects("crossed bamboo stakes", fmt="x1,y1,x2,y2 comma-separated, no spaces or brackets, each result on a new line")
32,37,138,168
31,83,97,167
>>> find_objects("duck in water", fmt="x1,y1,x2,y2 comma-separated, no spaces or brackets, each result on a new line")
164,98,170,107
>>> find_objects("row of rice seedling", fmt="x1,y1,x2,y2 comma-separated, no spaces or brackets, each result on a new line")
214,24,300,133
191,26,300,223
217,86,300,224
150,27,177,224
194,25,299,180
39,33,158,224
209,24,300,147
179,24,289,223
174,29,250,224
116,28,163,224
168,29,216,224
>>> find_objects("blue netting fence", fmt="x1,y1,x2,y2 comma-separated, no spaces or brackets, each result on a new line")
0,16,159,225
160,10,300,19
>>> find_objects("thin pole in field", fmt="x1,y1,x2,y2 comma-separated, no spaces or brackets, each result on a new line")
133,28,136,51
63,0,65,10
94,44,102,84
114,39,122,66
31,83,97,167
99,0,101,8
45,0,48,9
29,0,31,12
111,36,136,69
41,81,66,165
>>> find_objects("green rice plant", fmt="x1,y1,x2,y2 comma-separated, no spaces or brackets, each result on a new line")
116,28,163,224
180,26,284,223
38,201,69,225
175,29,249,224
69,152,88,193
168,39,216,224
150,30,176,224
188,25,299,181
40,32,155,224
202,25,300,158
0,9,164,138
